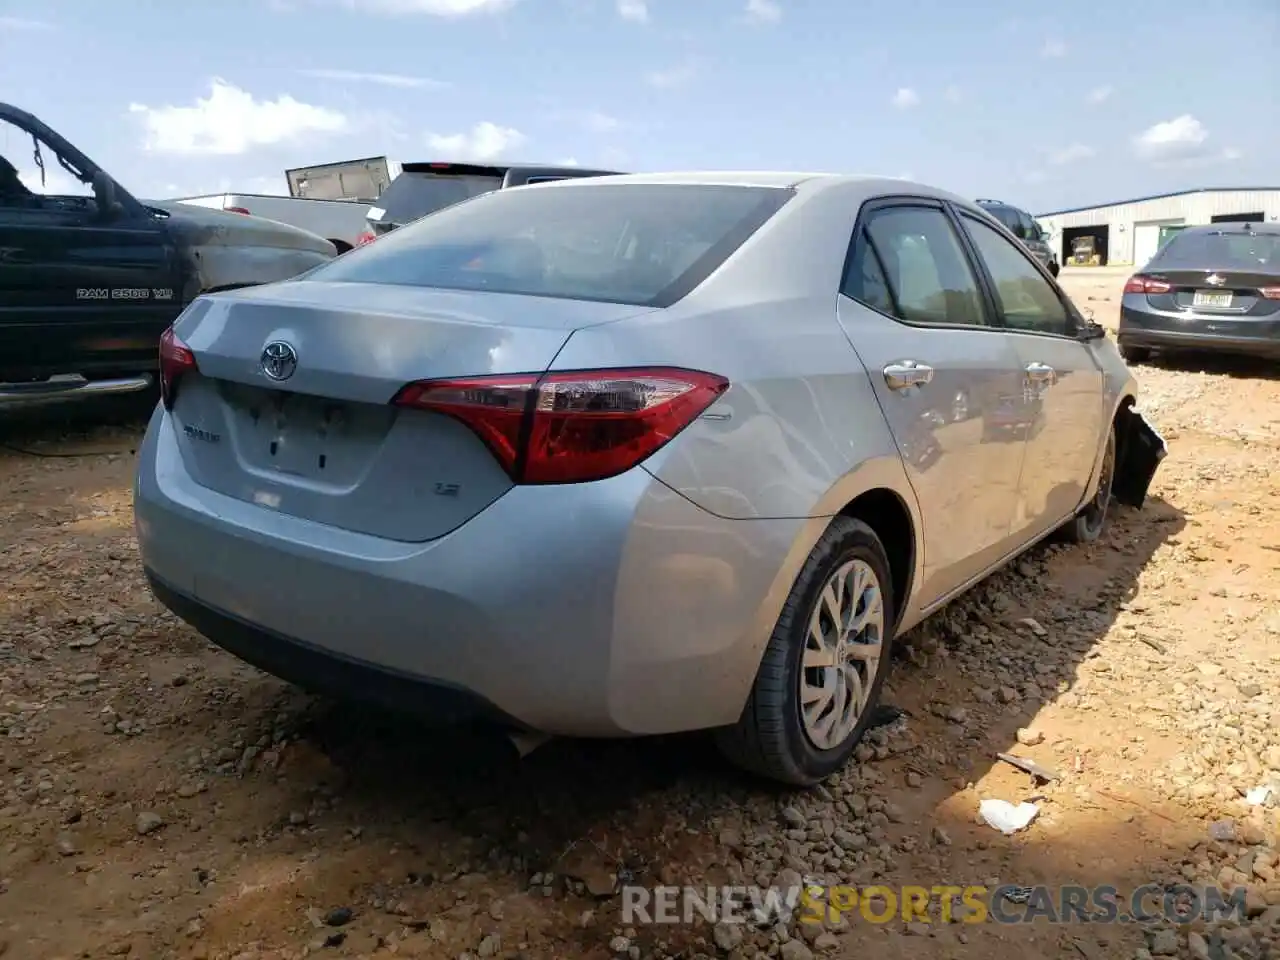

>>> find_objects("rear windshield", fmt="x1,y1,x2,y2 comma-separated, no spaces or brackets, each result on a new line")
981,204,1023,234
1154,231,1280,270
370,172,504,226
315,183,794,307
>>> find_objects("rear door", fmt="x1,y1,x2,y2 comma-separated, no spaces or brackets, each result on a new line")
953,207,1107,541
836,198,1028,606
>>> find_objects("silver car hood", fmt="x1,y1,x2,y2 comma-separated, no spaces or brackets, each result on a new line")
146,200,336,256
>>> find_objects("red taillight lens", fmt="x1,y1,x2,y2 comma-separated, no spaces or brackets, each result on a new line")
1259,286,1280,300
226,206,252,215
392,367,729,484
356,230,377,246
159,326,197,410
1123,275,1171,295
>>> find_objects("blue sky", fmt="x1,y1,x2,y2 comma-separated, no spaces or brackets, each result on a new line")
1,0,1275,214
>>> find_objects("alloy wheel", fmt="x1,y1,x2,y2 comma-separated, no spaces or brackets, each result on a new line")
799,559,885,750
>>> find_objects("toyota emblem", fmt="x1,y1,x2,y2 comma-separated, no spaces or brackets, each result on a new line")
261,341,298,381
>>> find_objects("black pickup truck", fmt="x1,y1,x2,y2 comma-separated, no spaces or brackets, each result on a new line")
0,103,337,407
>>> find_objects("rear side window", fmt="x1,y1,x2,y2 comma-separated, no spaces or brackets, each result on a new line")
372,172,503,226
1153,231,1280,270
313,183,793,307
844,206,987,327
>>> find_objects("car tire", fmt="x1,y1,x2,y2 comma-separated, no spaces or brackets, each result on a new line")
1119,343,1151,364
1048,261,1060,278
1061,423,1116,544
715,516,897,786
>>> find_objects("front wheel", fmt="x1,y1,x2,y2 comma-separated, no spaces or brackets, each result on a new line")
1061,424,1116,544
716,517,896,786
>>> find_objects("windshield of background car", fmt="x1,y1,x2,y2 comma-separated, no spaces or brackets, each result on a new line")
314,182,795,307
1153,231,1280,271
371,171,503,226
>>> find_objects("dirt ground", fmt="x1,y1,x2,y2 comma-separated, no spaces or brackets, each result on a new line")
2,268,1279,960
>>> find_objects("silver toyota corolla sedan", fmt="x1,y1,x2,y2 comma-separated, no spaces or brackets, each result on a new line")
134,172,1167,786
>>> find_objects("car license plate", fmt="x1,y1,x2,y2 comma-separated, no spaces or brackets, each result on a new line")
1192,290,1232,308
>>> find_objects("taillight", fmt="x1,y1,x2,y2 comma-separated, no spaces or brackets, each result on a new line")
392,367,729,484
159,326,197,410
1259,286,1280,300
1123,275,1171,295
226,206,252,215
356,230,377,246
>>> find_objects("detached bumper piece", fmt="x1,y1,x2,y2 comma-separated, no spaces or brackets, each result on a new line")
1112,406,1167,509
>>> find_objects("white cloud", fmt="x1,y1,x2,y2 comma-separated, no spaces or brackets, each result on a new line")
128,79,347,155
1048,143,1096,165
616,0,647,22
0,15,52,30
298,68,449,89
891,87,920,109
426,121,525,161
744,0,781,24
557,157,580,167
646,61,697,89
329,0,516,14
1040,38,1067,58
943,85,962,103
1087,85,1112,104
1133,114,1214,163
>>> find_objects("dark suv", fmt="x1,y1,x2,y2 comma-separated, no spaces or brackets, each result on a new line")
357,162,623,245
975,198,1059,277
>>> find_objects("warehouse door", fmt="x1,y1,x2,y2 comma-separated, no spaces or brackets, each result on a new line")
1133,219,1184,268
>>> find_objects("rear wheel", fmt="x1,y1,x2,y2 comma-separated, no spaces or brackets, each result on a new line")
716,517,895,786
1061,424,1116,544
1119,342,1151,364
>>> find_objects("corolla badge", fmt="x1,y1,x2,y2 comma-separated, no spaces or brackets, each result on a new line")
1205,274,1226,287
261,341,298,381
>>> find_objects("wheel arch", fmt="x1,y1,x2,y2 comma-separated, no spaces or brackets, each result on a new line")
836,488,917,634
1082,390,1137,505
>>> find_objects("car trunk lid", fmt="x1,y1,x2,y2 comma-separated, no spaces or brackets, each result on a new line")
1141,268,1280,317
167,280,649,542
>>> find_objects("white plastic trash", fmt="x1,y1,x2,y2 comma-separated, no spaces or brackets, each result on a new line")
979,798,1040,835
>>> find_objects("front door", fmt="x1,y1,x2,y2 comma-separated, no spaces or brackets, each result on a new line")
954,209,1108,541
837,199,1030,606
0,119,179,382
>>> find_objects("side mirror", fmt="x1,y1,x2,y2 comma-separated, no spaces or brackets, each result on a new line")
1078,318,1107,341
91,171,123,220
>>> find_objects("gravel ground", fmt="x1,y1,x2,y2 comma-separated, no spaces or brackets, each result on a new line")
2,273,1279,960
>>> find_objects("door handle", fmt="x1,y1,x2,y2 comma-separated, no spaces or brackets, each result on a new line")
1024,362,1056,384
883,361,935,390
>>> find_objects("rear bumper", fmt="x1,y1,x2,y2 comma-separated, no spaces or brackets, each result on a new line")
1119,302,1280,358
134,407,810,737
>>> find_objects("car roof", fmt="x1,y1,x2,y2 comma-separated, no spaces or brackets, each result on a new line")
523,170,952,192
1175,222,1280,237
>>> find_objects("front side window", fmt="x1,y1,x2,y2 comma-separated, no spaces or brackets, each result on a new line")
310,182,793,307
0,118,94,210
848,205,987,326
962,215,1070,335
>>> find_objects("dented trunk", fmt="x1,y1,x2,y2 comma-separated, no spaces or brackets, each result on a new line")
1112,405,1167,509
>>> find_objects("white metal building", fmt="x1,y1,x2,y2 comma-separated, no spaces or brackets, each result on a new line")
1036,187,1280,268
